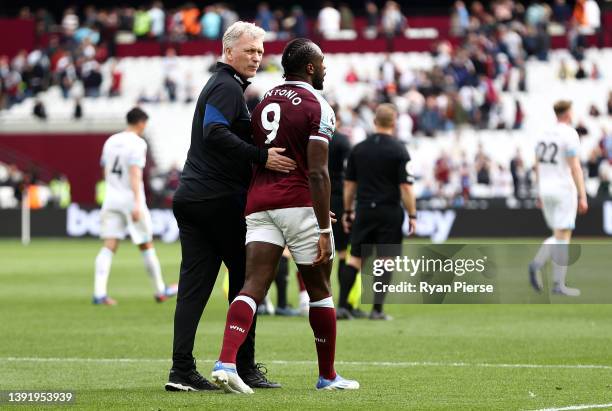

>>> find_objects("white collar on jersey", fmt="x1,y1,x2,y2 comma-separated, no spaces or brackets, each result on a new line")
283,80,319,94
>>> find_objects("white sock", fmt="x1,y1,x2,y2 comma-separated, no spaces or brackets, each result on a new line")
551,239,570,287
262,294,275,314
532,236,555,269
142,248,165,295
310,296,335,308
94,247,114,298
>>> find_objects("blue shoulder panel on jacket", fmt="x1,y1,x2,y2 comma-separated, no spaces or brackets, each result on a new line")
203,103,229,127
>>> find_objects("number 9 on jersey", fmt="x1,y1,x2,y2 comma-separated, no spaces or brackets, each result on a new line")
261,103,281,144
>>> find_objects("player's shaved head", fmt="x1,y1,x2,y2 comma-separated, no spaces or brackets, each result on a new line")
374,103,398,129
281,38,323,80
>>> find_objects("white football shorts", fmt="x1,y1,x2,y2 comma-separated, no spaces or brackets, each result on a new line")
245,207,335,265
100,208,153,245
541,193,577,230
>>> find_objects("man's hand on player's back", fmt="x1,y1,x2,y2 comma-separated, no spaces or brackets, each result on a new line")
266,148,297,173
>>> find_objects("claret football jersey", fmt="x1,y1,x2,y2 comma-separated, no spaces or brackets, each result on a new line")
245,80,336,215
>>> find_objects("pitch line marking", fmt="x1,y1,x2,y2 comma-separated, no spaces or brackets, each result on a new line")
526,403,612,411
1,357,611,370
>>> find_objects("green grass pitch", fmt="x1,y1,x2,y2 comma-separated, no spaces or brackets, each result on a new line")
1,238,611,410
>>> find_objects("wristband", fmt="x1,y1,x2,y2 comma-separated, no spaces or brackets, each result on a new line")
408,214,417,219
343,210,353,214
317,227,332,234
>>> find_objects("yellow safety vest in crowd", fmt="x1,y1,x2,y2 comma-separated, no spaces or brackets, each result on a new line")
50,179,71,208
96,180,106,206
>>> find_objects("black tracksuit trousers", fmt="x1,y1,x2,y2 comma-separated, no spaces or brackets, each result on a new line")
171,194,256,371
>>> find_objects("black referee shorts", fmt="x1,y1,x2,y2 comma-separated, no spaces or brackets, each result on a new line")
331,193,349,251
350,205,404,258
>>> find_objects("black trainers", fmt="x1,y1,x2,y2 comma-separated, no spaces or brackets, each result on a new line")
275,305,300,316
165,368,219,391
350,308,368,319
238,363,281,389
369,310,393,321
528,262,543,292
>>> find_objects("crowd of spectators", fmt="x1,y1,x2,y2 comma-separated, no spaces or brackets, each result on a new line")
148,164,182,208
411,107,612,205
329,0,553,139
405,115,612,206
0,1,604,111
11,2,411,44
0,162,71,209
0,27,113,110
298,0,607,204
336,45,527,139
10,1,602,45
0,163,26,207
0,1,609,205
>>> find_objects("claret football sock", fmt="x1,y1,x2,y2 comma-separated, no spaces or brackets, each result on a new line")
219,294,257,365
309,296,337,380
94,247,114,298
141,248,166,295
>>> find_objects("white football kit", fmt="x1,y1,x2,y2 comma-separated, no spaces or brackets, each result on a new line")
99,131,152,244
536,123,580,230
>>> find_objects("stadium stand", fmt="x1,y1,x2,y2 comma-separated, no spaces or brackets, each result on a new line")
0,1,610,206
1,49,610,202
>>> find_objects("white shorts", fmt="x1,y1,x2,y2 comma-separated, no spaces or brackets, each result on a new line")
100,208,153,245
245,207,334,265
541,193,577,230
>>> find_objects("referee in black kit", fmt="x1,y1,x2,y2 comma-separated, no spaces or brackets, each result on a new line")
328,111,362,320
341,103,417,320
165,22,295,391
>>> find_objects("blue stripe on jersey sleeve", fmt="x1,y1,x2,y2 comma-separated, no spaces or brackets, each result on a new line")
203,103,230,127
565,148,577,157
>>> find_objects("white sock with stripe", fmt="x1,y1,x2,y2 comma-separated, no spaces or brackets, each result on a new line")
142,248,165,295
532,236,555,269
551,239,570,287
94,247,114,298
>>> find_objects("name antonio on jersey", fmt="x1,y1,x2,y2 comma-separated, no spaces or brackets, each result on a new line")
264,88,303,106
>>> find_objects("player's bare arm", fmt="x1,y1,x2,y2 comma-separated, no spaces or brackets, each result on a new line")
342,180,357,234
129,165,142,222
400,183,417,235
308,140,332,266
567,155,588,214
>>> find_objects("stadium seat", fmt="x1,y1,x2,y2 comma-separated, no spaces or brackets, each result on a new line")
1,49,610,176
